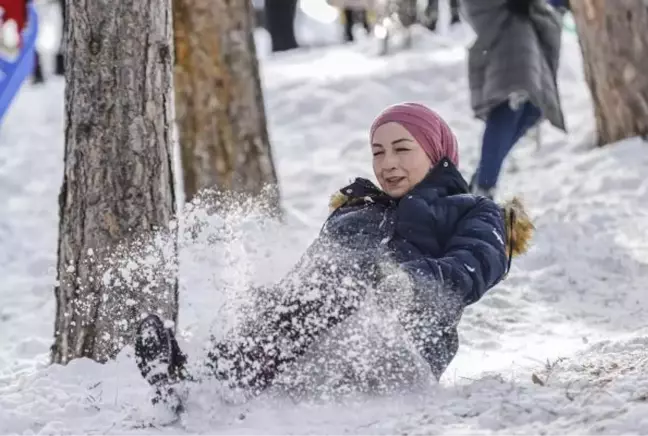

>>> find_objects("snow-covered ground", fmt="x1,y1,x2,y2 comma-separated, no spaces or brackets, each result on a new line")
2,4,648,434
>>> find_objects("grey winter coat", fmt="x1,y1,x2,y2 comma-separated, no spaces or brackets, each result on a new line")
461,0,566,130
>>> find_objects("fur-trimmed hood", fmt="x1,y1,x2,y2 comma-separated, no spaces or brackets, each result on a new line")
500,196,534,258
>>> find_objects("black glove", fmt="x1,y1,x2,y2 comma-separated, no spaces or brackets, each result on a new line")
507,0,533,16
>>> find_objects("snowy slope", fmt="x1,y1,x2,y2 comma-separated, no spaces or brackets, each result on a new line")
2,9,648,435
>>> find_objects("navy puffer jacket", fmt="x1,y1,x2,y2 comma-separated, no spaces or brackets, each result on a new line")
323,157,508,305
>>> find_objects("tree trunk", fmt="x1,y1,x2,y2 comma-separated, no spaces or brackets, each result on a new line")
571,0,648,146
174,0,280,203
52,0,178,364
265,0,299,52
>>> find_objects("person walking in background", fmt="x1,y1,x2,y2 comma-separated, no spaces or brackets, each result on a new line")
264,0,299,52
462,0,566,199
342,7,371,42
30,0,65,84
29,0,44,84
327,0,373,43
425,0,461,32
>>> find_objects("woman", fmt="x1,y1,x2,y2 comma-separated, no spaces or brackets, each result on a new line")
134,103,533,410
462,0,566,199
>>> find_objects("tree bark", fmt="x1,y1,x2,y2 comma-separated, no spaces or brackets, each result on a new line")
571,0,648,145
174,0,280,203
52,0,178,364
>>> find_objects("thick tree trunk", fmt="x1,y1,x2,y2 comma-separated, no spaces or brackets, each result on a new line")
52,0,178,364
571,0,648,145
174,0,279,203
265,0,299,52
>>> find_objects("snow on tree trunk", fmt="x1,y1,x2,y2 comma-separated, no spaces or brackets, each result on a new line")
52,0,178,364
174,0,280,203
571,0,648,145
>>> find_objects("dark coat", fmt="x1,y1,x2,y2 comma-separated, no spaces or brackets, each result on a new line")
461,0,566,131
323,158,508,306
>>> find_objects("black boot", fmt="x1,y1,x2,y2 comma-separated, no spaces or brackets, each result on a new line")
135,314,189,412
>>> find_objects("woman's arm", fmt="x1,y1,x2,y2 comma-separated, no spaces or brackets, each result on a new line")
400,197,508,305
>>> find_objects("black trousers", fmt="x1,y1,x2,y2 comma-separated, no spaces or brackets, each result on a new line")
199,274,462,396
264,0,298,52
342,8,370,42
427,0,460,18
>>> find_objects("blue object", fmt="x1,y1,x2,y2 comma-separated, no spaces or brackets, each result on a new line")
477,101,541,190
547,0,567,7
0,4,38,126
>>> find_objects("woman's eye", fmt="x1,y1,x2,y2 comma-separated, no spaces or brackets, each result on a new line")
372,151,384,156
395,148,410,153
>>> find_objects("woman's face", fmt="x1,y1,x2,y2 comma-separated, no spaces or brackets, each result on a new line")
371,122,432,198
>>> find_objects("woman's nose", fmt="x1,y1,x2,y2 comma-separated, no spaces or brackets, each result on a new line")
381,151,398,169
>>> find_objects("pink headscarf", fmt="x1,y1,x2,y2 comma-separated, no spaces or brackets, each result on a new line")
369,102,459,167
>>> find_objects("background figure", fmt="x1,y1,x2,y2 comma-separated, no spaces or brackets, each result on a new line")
425,0,461,32
327,0,373,43
31,0,64,84
547,0,570,12
342,7,371,42
462,0,566,199
55,0,63,75
264,0,299,52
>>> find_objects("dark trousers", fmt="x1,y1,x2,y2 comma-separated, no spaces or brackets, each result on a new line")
426,0,460,20
476,101,541,190
264,0,298,52
200,277,461,395
342,9,370,42
206,281,368,393
32,0,66,80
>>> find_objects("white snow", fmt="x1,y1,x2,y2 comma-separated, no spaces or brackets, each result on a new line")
2,4,648,435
